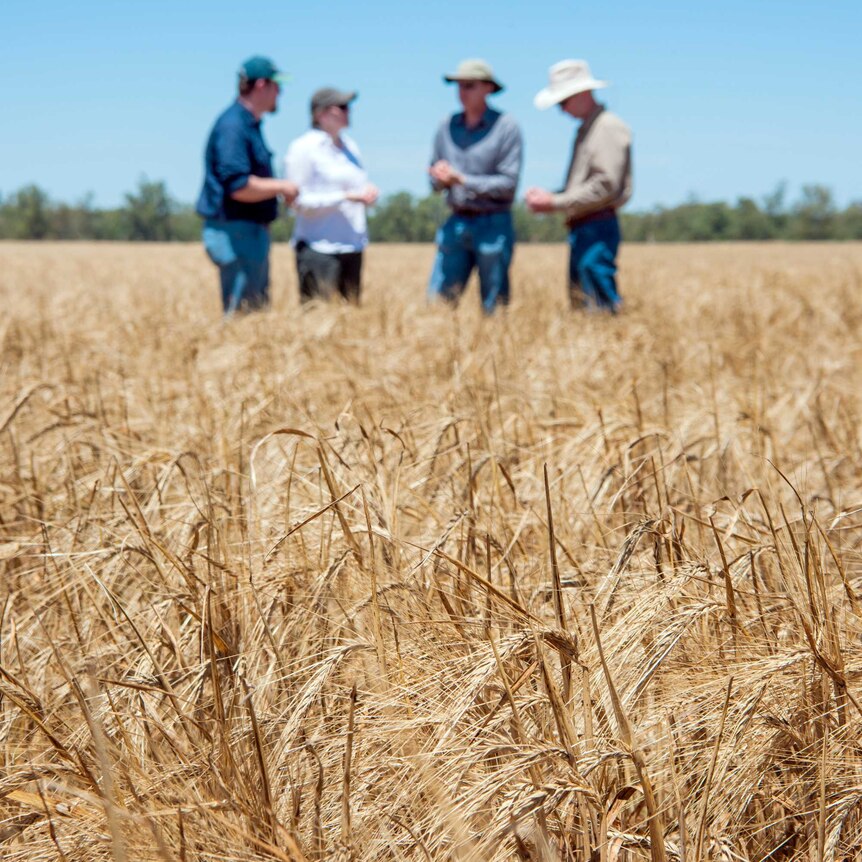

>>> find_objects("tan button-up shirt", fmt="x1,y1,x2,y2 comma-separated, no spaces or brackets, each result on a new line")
552,104,632,225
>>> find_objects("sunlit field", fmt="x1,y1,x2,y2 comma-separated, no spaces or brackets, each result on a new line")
1,241,862,861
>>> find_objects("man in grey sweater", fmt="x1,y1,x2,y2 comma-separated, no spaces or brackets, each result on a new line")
526,60,632,313
428,59,523,315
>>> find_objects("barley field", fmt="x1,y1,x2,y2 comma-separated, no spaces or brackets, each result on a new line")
1,241,862,861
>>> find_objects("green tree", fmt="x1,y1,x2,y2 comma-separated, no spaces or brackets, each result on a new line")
5,184,52,239
169,206,202,242
124,177,174,241
412,194,448,241
93,208,130,240
513,204,567,242
762,181,788,236
789,184,835,239
729,197,776,240
368,192,419,241
270,211,295,243
620,210,654,242
51,193,98,239
4,178,862,243
835,202,862,240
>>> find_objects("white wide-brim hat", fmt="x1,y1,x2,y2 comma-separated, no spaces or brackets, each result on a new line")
534,59,608,110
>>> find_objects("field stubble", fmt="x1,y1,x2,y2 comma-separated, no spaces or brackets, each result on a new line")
1,241,862,861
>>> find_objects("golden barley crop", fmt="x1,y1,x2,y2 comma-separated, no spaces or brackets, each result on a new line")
1,240,862,861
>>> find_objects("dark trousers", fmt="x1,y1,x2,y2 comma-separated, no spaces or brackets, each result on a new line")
295,241,363,304
567,215,622,312
202,219,270,314
427,211,514,315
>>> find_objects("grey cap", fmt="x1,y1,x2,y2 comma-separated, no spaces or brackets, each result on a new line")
443,59,503,93
310,87,358,113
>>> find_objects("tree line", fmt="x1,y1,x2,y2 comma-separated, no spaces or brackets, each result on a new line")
2,179,861,242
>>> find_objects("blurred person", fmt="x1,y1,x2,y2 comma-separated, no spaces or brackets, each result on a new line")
284,88,378,304
427,60,523,315
526,60,632,313
196,56,298,315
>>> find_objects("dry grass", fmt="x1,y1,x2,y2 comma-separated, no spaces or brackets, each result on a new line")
1,240,862,861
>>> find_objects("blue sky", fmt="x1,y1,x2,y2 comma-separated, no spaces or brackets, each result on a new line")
2,1,860,211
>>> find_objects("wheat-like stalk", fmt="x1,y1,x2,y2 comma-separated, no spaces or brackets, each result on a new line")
1,240,861,860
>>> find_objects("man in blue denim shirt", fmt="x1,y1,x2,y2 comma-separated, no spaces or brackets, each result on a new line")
428,59,523,315
196,56,299,315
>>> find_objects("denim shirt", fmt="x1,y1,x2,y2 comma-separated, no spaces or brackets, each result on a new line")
430,108,523,214
196,101,277,224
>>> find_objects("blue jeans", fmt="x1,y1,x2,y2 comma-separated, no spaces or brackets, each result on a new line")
202,219,271,314
568,215,621,311
428,212,515,314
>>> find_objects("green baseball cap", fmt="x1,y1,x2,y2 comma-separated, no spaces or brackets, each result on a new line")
238,56,290,84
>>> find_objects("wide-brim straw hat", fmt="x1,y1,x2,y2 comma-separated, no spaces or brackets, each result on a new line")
444,59,504,94
534,59,607,110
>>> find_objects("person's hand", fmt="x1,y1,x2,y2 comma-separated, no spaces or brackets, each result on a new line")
525,187,555,213
281,180,299,205
429,160,464,187
347,184,379,206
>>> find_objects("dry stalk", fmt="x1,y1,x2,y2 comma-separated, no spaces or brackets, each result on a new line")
2,243,862,862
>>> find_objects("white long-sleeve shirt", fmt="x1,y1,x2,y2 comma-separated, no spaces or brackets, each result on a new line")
284,129,369,253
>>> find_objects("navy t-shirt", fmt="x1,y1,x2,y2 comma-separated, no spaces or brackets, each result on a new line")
196,101,278,224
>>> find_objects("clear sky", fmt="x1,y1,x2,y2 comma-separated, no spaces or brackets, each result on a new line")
2,0,860,211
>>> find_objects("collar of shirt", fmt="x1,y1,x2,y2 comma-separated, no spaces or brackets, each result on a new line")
309,127,353,152
577,103,605,139
234,99,261,128
454,107,496,131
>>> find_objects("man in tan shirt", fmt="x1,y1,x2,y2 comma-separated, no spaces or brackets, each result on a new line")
526,60,632,312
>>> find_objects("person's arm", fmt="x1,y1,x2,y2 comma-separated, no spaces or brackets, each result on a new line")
286,139,348,216
552,121,630,217
428,124,447,192
231,175,297,203
214,124,296,203
342,140,379,205
459,120,522,202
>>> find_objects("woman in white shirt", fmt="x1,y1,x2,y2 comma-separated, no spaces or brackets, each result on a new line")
284,87,379,303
